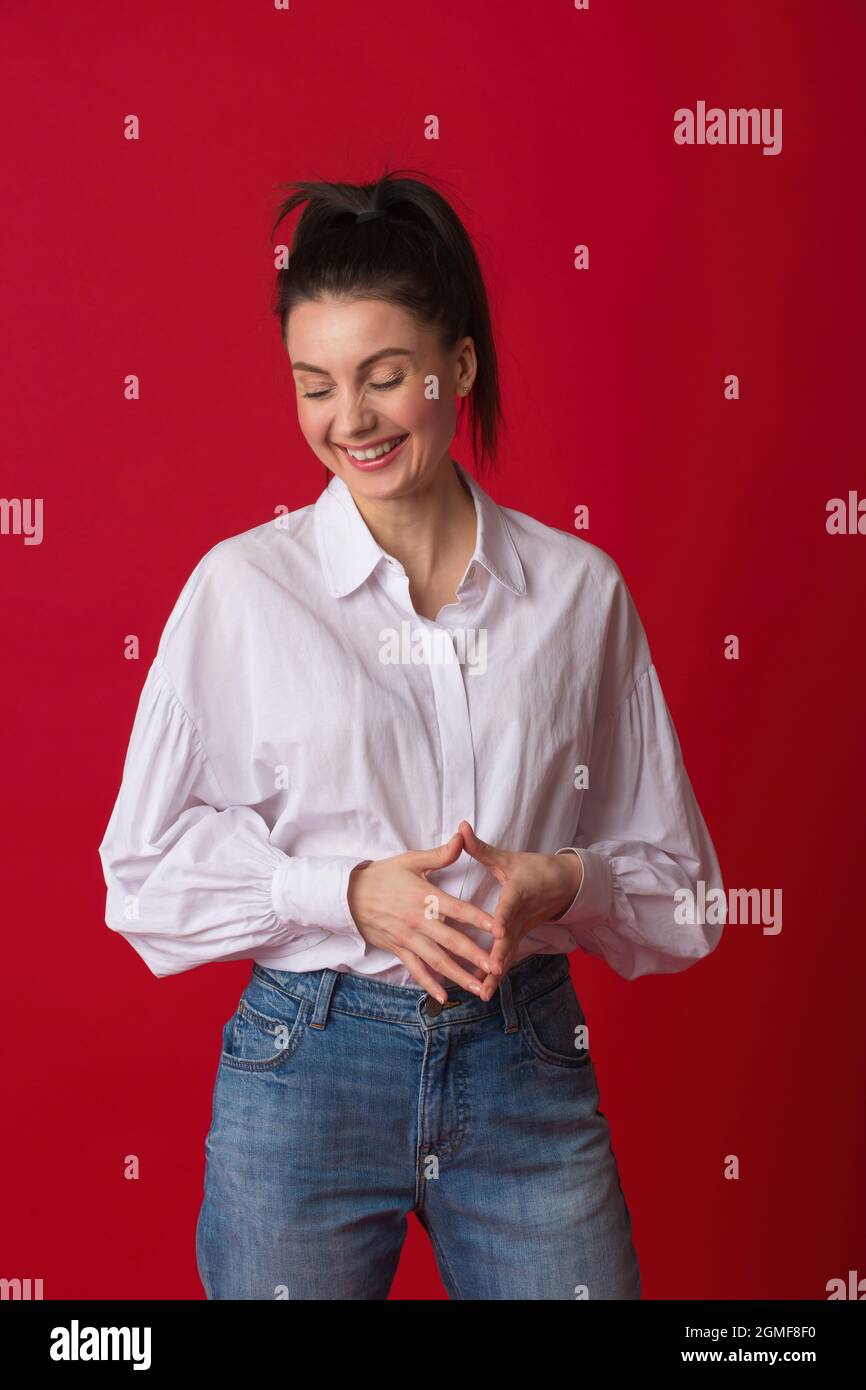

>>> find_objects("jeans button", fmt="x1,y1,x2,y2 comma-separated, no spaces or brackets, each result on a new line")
424,994,443,1017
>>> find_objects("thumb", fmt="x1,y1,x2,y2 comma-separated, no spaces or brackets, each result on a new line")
459,820,501,866
409,831,464,877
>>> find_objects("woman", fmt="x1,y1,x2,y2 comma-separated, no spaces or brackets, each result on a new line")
98,169,725,1300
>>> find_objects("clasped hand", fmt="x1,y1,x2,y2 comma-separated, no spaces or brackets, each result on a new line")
346,820,583,1003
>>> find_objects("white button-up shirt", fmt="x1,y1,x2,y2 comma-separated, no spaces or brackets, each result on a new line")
98,461,725,984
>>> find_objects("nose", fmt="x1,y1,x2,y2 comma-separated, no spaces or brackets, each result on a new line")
332,389,380,440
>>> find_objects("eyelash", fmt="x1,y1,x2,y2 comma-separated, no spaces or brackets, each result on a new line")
302,372,405,400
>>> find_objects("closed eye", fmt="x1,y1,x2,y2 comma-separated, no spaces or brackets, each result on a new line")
302,373,405,400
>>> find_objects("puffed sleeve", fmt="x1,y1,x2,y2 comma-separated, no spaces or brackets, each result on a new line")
97,660,368,979
551,565,726,981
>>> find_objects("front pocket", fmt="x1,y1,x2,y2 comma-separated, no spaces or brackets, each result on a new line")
518,972,593,1069
220,993,308,1072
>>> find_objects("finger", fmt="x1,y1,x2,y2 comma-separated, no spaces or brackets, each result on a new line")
479,938,517,999
429,888,505,939
408,935,493,996
406,832,464,876
475,936,511,994
426,953,490,990
454,948,515,1001
487,934,511,971
460,954,508,993
474,928,516,998
422,918,498,976
477,964,507,1001
458,820,506,871
489,880,524,939
397,947,450,1004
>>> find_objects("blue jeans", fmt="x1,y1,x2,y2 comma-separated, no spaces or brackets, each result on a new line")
195,950,641,1300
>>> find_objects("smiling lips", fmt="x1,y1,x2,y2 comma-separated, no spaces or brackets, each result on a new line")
334,433,409,471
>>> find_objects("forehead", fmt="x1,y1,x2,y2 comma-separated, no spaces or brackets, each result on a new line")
286,296,430,364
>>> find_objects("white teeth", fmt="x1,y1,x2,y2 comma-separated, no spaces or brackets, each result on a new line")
345,435,406,461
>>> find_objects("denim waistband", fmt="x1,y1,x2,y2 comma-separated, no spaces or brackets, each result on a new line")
250,949,572,1035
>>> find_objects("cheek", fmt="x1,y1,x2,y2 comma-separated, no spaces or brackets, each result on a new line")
401,390,455,441
297,401,327,446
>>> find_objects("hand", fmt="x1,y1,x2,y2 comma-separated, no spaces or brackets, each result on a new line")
347,832,506,1003
458,820,583,1000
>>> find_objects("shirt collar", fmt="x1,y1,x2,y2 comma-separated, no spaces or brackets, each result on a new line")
313,459,527,600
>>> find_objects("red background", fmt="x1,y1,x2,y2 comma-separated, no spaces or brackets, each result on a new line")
2,0,864,1299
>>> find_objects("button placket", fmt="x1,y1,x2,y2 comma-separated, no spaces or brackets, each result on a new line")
377,566,477,897
425,626,475,900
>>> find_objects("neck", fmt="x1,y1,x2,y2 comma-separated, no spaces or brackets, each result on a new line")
346,455,477,586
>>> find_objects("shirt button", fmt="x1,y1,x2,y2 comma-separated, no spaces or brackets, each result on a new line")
466,565,475,581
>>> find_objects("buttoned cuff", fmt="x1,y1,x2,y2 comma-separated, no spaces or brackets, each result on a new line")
551,847,614,927
270,855,371,939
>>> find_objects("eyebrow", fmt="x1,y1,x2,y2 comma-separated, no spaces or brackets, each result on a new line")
290,347,414,374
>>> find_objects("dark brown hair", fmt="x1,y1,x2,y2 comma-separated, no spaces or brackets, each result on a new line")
270,167,503,475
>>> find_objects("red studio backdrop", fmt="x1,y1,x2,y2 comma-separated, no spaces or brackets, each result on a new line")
1,0,864,1301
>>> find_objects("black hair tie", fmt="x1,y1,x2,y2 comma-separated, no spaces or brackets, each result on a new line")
355,207,386,223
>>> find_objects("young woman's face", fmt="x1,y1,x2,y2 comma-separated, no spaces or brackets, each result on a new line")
286,295,474,498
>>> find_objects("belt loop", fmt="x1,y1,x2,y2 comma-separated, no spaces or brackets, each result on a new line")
497,967,519,1034
308,969,338,1030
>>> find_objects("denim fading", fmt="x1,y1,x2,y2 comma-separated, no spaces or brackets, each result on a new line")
195,950,641,1301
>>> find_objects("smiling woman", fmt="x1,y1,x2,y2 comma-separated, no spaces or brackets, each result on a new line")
289,293,464,497
98,167,724,1302
270,169,503,490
